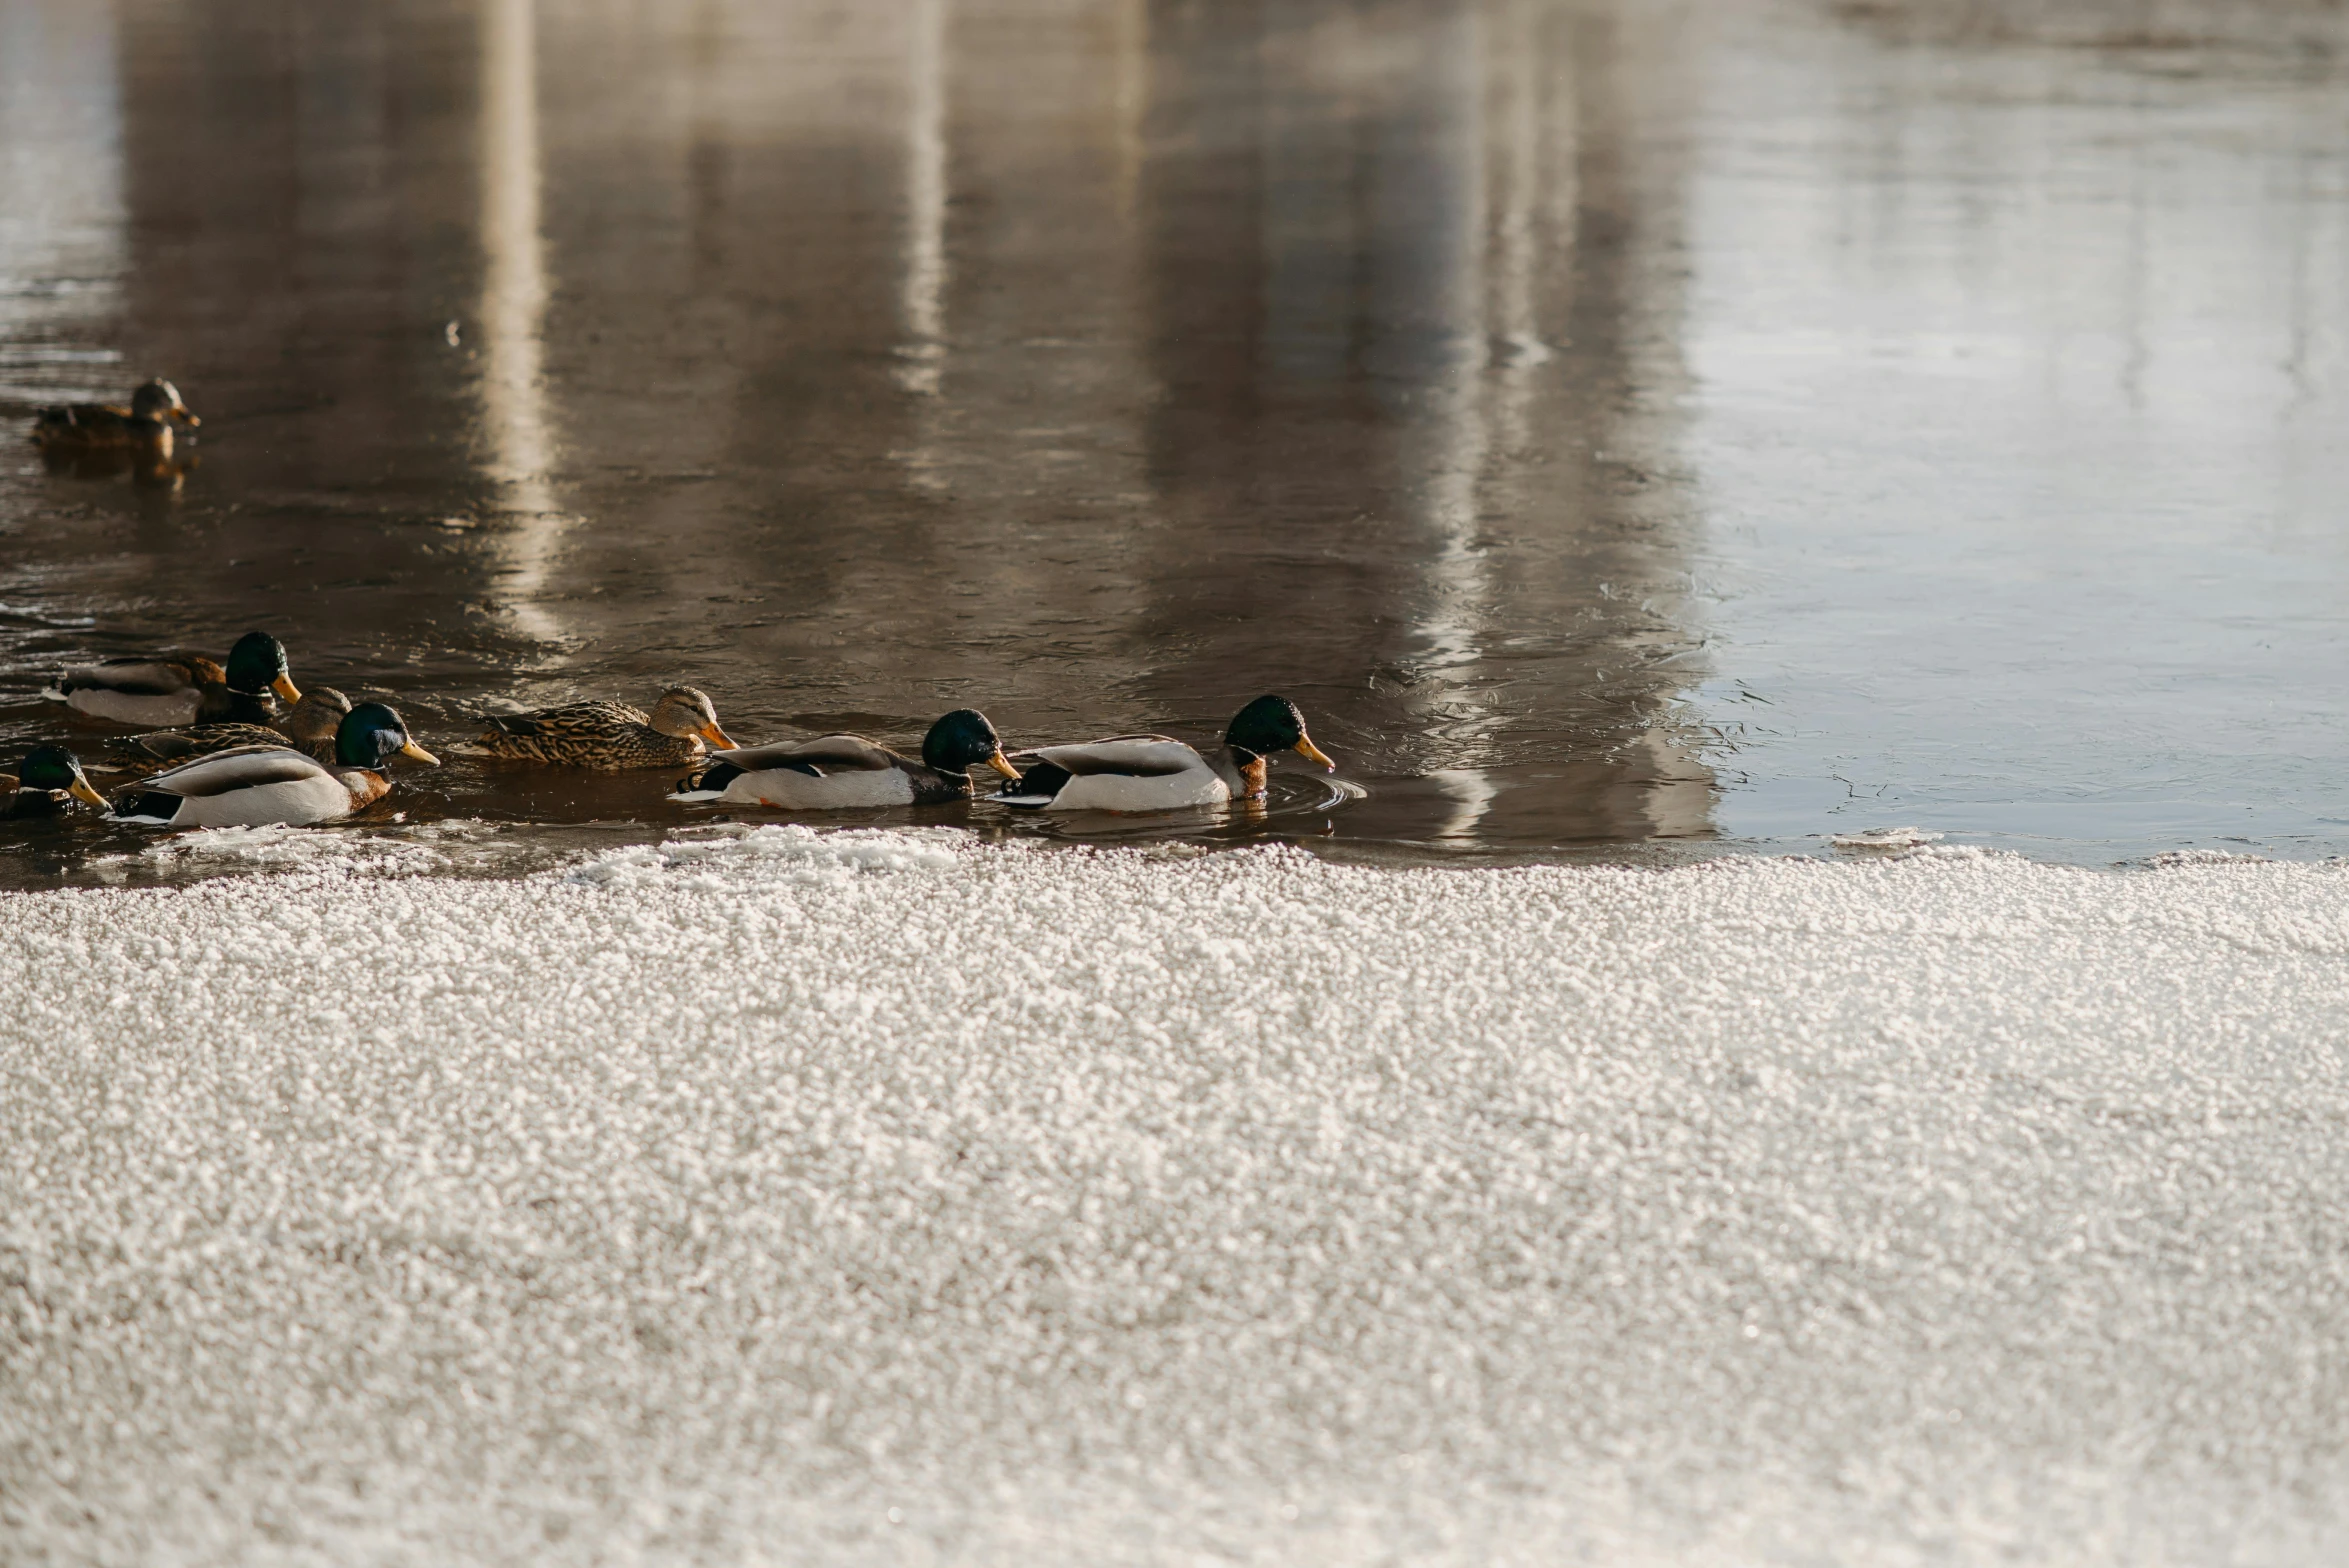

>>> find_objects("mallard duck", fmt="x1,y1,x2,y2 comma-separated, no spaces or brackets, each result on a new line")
0,746,109,820
466,685,735,769
669,709,1019,808
45,631,301,728
992,694,1334,811
112,687,353,768
111,702,438,829
30,378,198,454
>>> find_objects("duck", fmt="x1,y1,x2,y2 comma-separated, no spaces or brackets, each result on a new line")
669,709,1020,809
110,701,439,829
112,686,353,769
0,745,109,820
991,694,1334,812
465,685,736,769
30,378,199,455
45,631,302,728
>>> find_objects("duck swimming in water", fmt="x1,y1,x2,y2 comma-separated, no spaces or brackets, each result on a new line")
111,701,438,829
466,686,735,769
669,709,1019,809
45,631,301,728
30,378,198,456
112,686,354,768
991,695,1334,812
0,746,109,820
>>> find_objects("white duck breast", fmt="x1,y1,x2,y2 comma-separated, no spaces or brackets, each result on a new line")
1017,736,1232,811
121,745,357,828
51,662,208,726
685,736,918,809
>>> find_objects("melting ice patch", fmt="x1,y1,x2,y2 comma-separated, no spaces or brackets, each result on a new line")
3,842,2349,1565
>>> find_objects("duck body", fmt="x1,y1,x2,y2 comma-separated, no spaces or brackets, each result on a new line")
468,686,733,769
30,379,197,454
671,709,1019,809
45,631,301,728
113,746,366,829
0,746,108,820
113,687,353,769
49,657,234,727
995,695,1335,813
995,736,1250,812
112,702,438,830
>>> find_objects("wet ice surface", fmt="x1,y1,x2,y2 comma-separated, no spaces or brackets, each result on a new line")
5,834,2349,1563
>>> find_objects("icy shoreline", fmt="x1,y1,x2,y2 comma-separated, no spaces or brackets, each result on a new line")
4,830,2347,1564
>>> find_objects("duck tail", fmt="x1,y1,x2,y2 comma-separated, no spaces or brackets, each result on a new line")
988,759,1069,809
669,759,741,802
111,790,182,825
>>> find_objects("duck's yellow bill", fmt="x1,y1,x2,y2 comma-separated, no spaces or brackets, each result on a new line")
700,722,738,750
400,741,441,765
271,673,304,703
986,751,1023,781
69,777,109,809
1293,736,1335,770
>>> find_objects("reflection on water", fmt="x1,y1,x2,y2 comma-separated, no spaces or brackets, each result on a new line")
476,0,564,646
0,0,2343,883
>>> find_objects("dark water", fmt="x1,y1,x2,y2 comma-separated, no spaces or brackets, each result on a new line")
2,0,2345,884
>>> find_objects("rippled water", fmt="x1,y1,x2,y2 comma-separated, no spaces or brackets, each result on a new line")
2,0,2345,885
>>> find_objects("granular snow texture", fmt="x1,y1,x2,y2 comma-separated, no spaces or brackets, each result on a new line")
4,828,2348,1565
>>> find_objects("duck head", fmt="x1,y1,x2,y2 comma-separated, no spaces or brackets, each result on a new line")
335,702,441,770
649,686,737,749
16,745,106,808
1225,694,1334,770
130,379,197,427
224,631,303,703
922,708,1021,779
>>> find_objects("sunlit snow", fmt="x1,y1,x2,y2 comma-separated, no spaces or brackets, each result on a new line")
4,829,2347,1564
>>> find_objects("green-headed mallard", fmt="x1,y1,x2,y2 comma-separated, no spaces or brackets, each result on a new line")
30,378,198,455
992,694,1334,811
112,686,353,769
0,745,109,820
466,685,735,769
669,709,1018,808
111,702,439,829
45,631,301,728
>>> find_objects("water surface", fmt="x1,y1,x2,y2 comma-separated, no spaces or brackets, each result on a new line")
2,0,2344,883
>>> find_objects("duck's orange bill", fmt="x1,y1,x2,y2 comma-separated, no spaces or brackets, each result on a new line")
272,673,304,703
1293,736,1335,771
700,722,738,750
69,777,109,809
986,751,1023,780
399,741,442,765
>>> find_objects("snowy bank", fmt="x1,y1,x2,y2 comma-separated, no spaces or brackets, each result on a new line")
3,831,2347,1565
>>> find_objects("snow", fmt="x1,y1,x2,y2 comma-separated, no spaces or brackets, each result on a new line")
4,829,2348,1565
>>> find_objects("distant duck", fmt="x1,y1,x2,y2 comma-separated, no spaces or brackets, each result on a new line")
670,709,1019,809
45,631,301,728
466,685,735,769
992,694,1334,812
30,378,199,454
0,745,109,820
111,701,438,829
112,686,353,768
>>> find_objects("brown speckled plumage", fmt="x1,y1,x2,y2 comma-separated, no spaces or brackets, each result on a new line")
468,686,735,769
114,688,354,771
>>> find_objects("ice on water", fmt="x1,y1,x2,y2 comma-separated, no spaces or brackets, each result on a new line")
4,833,2348,1563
